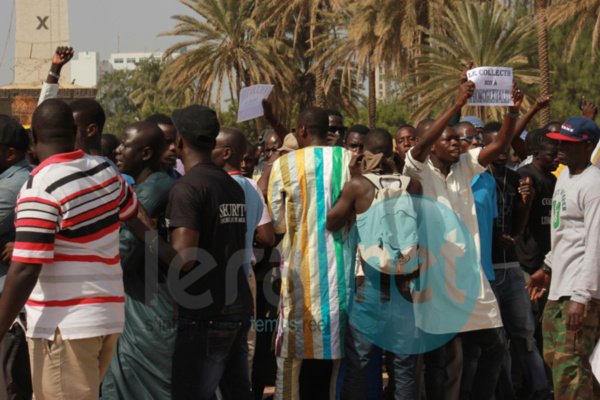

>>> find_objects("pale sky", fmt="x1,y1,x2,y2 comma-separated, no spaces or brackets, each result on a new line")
0,0,191,86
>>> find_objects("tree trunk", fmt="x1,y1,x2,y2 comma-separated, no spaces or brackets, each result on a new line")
315,63,326,108
368,58,376,129
536,0,551,125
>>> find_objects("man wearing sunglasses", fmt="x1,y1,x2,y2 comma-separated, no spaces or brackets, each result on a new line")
325,109,346,147
455,121,483,152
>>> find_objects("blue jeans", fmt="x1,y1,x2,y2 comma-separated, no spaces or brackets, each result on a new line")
171,314,251,400
492,268,550,399
341,318,415,400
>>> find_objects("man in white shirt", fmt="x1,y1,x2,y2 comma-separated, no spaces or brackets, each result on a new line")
527,117,600,399
403,78,524,399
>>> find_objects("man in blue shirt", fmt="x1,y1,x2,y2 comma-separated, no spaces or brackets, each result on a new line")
0,115,33,400
457,121,497,284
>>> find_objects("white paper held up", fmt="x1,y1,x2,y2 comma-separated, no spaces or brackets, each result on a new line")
237,84,275,123
466,67,514,107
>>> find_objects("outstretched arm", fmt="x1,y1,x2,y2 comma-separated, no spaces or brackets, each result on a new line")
410,80,475,162
45,46,74,84
38,46,74,105
511,95,553,159
478,84,524,167
582,97,597,120
262,99,289,143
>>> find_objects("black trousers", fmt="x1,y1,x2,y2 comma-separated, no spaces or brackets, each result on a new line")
0,321,32,400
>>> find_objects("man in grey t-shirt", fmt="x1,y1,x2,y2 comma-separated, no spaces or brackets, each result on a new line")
528,117,600,399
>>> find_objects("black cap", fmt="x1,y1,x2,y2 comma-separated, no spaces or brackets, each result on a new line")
0,115,29,152
172,105,220,147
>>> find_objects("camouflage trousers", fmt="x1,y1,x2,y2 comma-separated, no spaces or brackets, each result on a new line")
542,298,600,400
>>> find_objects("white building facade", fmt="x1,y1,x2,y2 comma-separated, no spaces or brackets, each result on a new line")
109,52,164,71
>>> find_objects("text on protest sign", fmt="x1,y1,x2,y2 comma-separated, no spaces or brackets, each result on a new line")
237,84,274,123
466,67,514,107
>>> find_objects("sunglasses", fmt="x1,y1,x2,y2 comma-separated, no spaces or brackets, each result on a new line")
328,126,346,135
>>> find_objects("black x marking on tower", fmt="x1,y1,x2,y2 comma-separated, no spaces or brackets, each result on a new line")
36,16,49,30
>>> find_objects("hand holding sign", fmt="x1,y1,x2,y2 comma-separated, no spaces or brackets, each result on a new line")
466,66,514,106
237,84,274,123
460,60,474,83
456,80,476,108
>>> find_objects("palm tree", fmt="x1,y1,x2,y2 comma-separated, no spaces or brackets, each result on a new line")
547,0,600,62
312,0,456,128
129,57,170,115
402,0,538,123
535,0,551,125
160,0,292,118
253,0,347,107
312,3,380,128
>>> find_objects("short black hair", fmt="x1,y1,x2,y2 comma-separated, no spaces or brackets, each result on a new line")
101,133,120,158
483,122,503,135
323,109,343,118
397,124,415,131
297,107,329,139
527,128,558,153
218,127,248,166
364,128,393,155
258,129,274,145
545,121,562,130
70,99,106,133
125,122,166,165
145,113,174,126
416,119,435,138
33,99,76,144
524,128,543,154
345,124,369,141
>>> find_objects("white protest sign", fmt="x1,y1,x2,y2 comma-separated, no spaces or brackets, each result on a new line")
466,66,514,107
237,84,274,123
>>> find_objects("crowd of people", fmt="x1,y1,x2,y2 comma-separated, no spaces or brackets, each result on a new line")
0,46,598,400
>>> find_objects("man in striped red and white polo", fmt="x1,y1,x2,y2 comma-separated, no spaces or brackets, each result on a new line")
0,99,138,400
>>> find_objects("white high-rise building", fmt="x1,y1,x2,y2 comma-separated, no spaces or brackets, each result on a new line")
109,52,164,71
70,52,110,87
375,65,388,103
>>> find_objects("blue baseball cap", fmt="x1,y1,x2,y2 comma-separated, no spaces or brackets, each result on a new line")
547,117,600,144
460,116,484,129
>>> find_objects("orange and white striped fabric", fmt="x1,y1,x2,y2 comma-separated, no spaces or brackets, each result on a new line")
268,146,351,360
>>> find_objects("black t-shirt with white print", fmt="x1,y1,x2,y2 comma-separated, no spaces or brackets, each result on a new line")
516,163,556,273
165,162,252,318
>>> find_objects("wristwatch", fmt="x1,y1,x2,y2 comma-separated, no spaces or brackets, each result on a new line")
541,263,552,275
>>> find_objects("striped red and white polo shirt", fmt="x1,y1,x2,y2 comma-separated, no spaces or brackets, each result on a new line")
12,150,138,340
